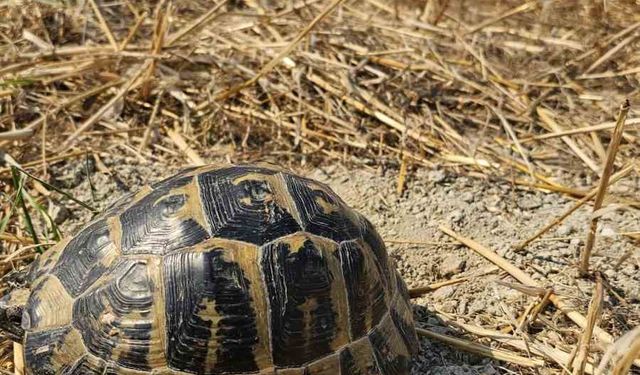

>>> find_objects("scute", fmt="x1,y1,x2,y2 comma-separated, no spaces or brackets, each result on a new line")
119,175,210,255
25,326,87,375
335,240,390,340
197,166,302,245
72,259,162,372
259,233,349,367
53,218,118,297
22,275,73,331
282,174,361,243
163,240,269,374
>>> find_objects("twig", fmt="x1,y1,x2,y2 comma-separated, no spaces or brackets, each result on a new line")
515,164,633,251
520,118,640,143
214,0,347,100
579,101,630,276
572,273,604,375
166,127,206,166
596,325,640,375
397,155,408,195
438,226,624,353
415,327,544,367
465,1,537,35
537,108,600,174
119,12,148,51
88,0,119,51
166,0,229,46
409,277,470,298
58,60,152,152
435,310,595,374
584,33,639,74
13,342,24,375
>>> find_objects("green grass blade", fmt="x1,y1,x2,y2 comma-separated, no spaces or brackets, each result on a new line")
12,165,98,213
11,167,43,254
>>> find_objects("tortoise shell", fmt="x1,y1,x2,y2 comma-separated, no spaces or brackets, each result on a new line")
19,164,418,374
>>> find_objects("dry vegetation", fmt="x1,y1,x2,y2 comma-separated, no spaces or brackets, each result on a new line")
1,0,640,373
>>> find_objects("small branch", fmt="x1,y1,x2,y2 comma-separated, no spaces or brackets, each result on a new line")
515,164,633,251
416,327,544,367
58,60,152,152
88,0,119,51
166,127,206,166
579,101,630,276
409,277,470,298
166,0,229,47
572,273,604,375
438,226,622,351
214,0,347,101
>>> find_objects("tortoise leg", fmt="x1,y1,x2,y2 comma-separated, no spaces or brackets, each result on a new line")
0,288,29,342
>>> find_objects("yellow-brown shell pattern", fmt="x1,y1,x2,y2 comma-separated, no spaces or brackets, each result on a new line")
22,164,418,374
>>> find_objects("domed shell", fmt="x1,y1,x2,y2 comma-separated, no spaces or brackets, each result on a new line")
21,164,418,374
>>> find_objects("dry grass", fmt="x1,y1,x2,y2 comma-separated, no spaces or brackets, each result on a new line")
1,0,640,373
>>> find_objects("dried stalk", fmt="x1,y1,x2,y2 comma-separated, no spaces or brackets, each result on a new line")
572,273,604,375
416,327,544,367
579,101,630,276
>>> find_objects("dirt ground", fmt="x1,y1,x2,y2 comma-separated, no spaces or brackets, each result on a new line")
45,153,640,375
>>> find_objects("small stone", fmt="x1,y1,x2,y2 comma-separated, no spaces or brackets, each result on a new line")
432,285,456,300
599,225,617,237
439,300,457,313
460,192,474,203
428,169,446,183
440,255,466,276
448,210,463,223
570,238,582,246
556,223,574,236
517,195,542,210
51,204,71,225
468,299,484,315
604,269,616,278
457,298,468,315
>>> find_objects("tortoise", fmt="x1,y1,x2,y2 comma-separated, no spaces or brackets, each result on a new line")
0,163,419,374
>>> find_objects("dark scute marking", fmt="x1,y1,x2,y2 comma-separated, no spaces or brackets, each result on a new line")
336,241,388,339
390,303,419,356
338,341,381,375
283,174,360,243
358,217,392,290
73,260,154,371
164,250,260,374
53,219,113,297
64,355,107,374
261,239,339,367
197,167,301,245
24,326,74,375
120,175,210,255
369,325,410,375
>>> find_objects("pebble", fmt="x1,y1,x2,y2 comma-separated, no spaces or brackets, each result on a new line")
51,204,71,225
516,195,543,210
460,192,474,203
448,210,463,223
556,223,575,236
468,299,485,315
440,255,466,276
457,298,468,315
428,170,446,183
432,285,456,300
599,224,617,237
